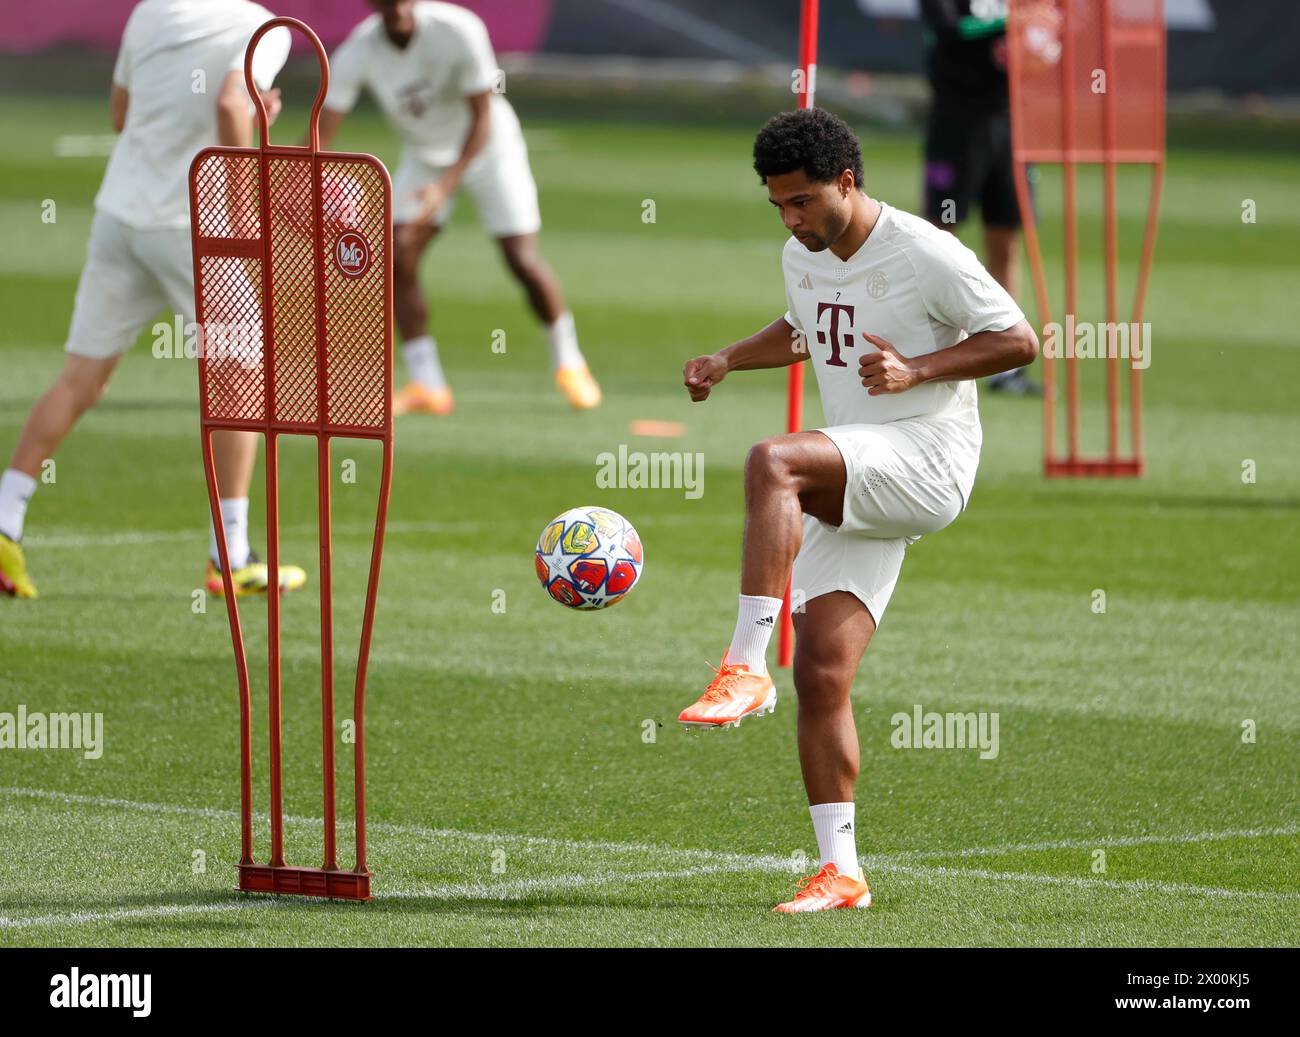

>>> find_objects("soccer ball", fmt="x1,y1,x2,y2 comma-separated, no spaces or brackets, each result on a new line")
535,506,644,610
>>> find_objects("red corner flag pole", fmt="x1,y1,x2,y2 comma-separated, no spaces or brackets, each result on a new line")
778,0,818,669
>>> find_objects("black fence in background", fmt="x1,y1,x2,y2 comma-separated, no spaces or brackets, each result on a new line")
542,0,1300,97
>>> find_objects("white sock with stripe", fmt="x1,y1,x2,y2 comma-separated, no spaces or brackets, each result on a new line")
209,497,250,570
810,801,859,876
726,593,781,674
402,336,447,391
0,468,36,542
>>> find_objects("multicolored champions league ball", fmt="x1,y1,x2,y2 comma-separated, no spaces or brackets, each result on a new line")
535,506,644,610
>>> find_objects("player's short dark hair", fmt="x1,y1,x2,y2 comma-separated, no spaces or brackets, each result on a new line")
752,108,865,191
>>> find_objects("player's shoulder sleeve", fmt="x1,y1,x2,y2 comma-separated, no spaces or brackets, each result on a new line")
443,4,498,96
905,216,1025,334
112,2,145,89
781,238,806,333
324,17,376,113
232,11,291,94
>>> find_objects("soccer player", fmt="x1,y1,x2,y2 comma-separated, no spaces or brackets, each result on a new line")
317,0,600,416
920,0,1039,394
0,0,306,599
676,109,1038,912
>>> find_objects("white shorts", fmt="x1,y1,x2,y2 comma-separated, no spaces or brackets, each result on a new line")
66,210,194,359
393,135,541,237
791,423,968,624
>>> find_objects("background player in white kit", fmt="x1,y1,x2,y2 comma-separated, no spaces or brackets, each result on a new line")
0,0,305,600
317,0,600,416
677,108,1038,912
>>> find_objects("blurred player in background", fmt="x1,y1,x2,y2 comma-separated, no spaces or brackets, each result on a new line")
677,109,1037,911
920,0,1039,395
0,0,305,599
319,0,600,416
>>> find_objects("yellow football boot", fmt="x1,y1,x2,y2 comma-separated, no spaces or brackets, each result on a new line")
0,533,37,599
205,554,307,597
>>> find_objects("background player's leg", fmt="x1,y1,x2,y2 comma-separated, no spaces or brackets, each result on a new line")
496,233,600,408
984,224,1020,299
392,222,453,413
792,590,876,872
1,354,120,595
982,111,1039,395
6,353,120,484
1,352,118,575
208,430,258,569
394,221,441,342
496,233,565,325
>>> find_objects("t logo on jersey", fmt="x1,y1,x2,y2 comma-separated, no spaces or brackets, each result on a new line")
815,301,855,367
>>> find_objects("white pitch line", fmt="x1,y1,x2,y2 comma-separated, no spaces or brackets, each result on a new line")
385,864,748,902
2,786,1294,922
0,786,794,871
889,824,1300,861
21,515,730,551
0,900,279,931
23,520,481,550
25,529,197,549
885,862,1300,903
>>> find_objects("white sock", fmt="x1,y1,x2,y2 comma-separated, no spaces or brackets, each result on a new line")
810,802,859,876
0,468,36,542
209,497,251,570
727,593,782,674
402,336,447,391
545,312,585,371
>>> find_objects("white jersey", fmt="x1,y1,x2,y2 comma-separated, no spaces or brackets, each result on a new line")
97,0,290,230
782,202,1025,502
324,1,522,167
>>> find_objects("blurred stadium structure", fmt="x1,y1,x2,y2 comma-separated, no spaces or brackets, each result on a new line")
4,0,1300,126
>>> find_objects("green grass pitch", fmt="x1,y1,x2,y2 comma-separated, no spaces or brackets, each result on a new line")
0,96,1296,947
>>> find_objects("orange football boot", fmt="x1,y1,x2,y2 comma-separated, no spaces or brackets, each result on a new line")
393,381,454,416
772,863,873,913
677,652,776,730
555,364,601,410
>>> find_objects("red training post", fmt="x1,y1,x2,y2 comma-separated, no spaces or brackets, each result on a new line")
779,0,820,669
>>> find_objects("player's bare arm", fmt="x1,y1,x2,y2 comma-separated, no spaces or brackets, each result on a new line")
857,319,1038,395
413,90,491,223
683,316,806,401
109,84,128,132
317,106,347,151
216,69,282,148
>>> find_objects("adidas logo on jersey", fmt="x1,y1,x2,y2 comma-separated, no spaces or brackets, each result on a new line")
797,274,814,290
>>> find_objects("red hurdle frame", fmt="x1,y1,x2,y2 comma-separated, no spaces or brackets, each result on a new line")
778,0,819,669
189,18,394,899
1008,0,1166,477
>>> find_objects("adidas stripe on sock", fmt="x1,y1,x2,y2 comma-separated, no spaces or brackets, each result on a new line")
727,593,782,674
